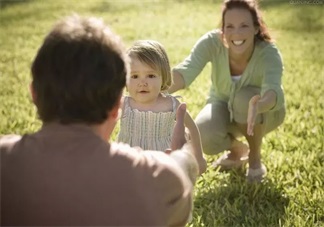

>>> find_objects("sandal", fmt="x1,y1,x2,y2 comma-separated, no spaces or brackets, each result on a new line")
212,152,249,171
246,164,267,182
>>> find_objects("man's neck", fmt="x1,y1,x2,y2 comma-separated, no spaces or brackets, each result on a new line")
90,119,114,142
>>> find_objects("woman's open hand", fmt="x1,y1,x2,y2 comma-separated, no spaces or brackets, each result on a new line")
247,95,261,136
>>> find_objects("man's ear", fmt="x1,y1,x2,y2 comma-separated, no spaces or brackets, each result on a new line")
30,82,37,104
109,95,122,120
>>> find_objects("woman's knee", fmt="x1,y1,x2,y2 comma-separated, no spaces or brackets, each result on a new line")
233,86,262,124
199,130,230,155
233,86,260,112
264,107,286,134
195,101,231,155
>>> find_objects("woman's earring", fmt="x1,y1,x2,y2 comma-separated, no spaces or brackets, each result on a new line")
255,27,259,35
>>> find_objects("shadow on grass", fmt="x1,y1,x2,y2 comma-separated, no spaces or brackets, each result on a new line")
193,169,289,226
0,0,33,9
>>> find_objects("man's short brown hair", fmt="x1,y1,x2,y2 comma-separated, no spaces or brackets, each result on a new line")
31,15,129,124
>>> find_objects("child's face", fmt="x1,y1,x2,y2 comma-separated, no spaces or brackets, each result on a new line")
127,56,162,105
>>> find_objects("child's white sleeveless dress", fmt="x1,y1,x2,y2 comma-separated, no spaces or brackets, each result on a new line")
117,96,177,151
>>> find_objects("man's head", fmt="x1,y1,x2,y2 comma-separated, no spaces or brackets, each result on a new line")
31,15,129,124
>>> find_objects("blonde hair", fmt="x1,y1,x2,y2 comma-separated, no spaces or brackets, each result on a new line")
127,40,172,91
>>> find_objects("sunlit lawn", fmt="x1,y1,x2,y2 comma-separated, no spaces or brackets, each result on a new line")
0,0,323,226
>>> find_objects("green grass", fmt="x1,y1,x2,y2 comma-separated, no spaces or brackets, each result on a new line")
0,0,323,226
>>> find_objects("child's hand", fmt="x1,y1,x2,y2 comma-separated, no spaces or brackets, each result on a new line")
169,144,199,184
197,157,207,175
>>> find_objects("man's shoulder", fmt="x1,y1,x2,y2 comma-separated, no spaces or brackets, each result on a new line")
0,134,22,153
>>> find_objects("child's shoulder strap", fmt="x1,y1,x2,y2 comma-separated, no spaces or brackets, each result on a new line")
170,95,181,112
121,96,131,117
124,96,131,107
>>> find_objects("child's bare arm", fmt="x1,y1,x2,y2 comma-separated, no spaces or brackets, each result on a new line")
172,98,207,175
183,111,207,175
169,103,199,184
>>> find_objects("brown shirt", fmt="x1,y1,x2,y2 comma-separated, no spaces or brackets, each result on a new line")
0,123,193,226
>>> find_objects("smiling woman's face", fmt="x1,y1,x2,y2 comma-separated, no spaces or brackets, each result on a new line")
223,8,258,56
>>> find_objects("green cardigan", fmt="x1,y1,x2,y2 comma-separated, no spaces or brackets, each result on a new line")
174,29,285,121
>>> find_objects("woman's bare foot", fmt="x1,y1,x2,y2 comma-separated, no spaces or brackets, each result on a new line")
213,138,249,171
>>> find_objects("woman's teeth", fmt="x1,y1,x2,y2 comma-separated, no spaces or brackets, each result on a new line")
232,40,244,46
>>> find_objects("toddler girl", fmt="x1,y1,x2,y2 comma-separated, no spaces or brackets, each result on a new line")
118,40,206,175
